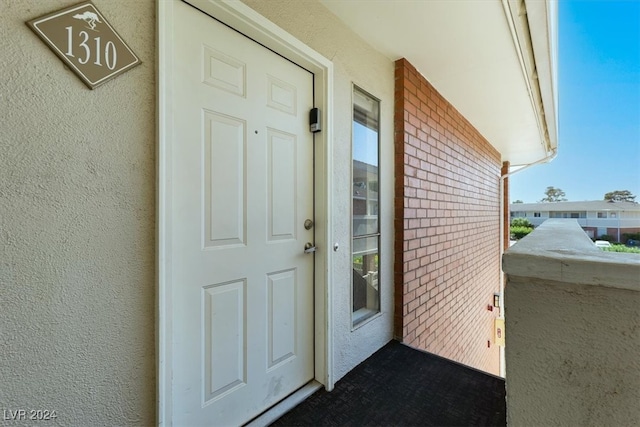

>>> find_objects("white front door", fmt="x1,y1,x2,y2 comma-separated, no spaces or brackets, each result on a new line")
170,1,315,425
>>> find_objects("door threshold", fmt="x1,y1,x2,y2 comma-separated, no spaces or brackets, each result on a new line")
244,380,323,427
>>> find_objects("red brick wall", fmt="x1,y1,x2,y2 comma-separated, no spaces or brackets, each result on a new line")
583,227,597,239
606,228,640,242
394,58,502,375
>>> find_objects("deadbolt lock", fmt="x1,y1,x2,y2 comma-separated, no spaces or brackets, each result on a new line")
304,219,314,230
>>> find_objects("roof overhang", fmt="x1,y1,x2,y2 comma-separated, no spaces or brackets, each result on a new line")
320,0,558,167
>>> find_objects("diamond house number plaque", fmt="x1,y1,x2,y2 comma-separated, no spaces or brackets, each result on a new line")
27,1,141,89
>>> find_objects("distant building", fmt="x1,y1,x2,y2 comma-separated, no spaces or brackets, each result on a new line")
510,200,640,241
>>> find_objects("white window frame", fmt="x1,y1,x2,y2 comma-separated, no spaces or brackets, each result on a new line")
351,85,381,327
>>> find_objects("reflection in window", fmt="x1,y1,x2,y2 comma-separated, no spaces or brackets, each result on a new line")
352,86,380,326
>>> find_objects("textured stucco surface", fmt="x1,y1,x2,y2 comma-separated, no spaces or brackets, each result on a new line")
241,0,395,381
504,220,640,426
0,1,156,425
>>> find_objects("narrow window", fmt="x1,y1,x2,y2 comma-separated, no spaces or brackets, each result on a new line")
352,86,380,326
534,212,541,217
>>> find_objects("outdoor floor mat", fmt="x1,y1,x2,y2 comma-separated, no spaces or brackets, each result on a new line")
270,340,506,427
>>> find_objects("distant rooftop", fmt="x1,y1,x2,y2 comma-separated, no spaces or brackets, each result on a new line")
511,200,640,212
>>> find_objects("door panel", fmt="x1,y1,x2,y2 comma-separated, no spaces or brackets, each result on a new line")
171,1,315,425
267,269,297,368
203,111,246,248
202,280,246,402
267,129,297,241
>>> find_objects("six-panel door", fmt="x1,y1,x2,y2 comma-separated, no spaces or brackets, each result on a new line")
171,2,315,425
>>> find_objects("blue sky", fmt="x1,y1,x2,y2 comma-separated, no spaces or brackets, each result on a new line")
510,0,640,203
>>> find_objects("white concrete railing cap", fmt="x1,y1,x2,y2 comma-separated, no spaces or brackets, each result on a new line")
503,219,640,292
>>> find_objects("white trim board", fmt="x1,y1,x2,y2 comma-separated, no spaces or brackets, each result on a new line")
157,0,334,425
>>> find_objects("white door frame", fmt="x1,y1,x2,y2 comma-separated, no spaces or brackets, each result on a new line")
157,0,334,424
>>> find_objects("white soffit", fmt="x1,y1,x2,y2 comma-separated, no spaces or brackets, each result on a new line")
320,0,558,166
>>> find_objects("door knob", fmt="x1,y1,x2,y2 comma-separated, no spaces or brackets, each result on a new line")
304,242,316,253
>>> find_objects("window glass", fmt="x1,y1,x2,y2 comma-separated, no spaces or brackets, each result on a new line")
352,86,380,326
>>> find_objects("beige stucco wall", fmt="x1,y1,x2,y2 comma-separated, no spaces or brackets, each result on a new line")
1,0,395,421
0,1,155,425
504,220,640,426
240,0,395,380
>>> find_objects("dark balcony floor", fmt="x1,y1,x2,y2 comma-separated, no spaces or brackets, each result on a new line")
270,340,506,427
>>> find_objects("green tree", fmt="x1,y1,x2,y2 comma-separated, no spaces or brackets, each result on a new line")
513,199,524,204
540,186,567,202
604,190,636,203
511,218,533,228
510,218,534,240
511,226,534,240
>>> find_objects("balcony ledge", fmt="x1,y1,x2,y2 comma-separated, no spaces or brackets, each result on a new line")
502,219,640,426
503,219,639,292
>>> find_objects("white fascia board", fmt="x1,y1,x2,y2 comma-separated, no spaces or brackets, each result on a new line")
525,0,559,152
503,0,558,158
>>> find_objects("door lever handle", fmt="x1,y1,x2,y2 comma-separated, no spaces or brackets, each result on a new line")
304,242,316,253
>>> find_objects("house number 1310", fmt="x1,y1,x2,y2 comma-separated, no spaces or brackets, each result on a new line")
64,26,117,70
